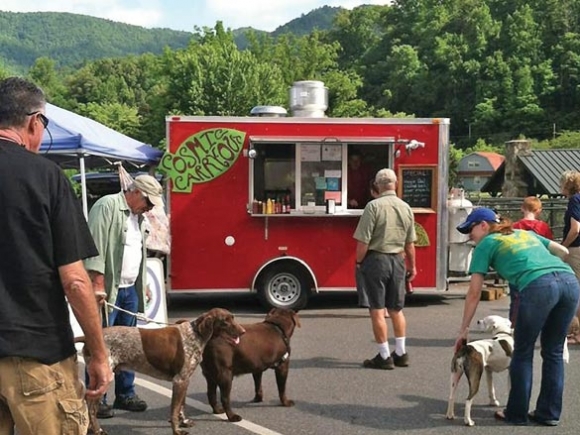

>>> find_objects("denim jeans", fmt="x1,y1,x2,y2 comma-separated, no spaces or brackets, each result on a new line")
87,285,139,404
505,272,580,424
108,285,139,400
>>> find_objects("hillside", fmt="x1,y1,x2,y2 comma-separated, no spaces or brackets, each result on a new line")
0,11,193,72
272,6,342,36
0,7,341,72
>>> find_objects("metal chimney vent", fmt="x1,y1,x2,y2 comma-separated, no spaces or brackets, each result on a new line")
289,80,328,117
250,106,288,117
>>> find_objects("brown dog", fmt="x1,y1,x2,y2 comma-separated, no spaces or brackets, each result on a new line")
77,308,245,435
201,308,300,422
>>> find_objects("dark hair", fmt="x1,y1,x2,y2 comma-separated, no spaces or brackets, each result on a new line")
0,77,46,129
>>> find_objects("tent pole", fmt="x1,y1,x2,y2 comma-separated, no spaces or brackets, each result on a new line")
79,155,88,220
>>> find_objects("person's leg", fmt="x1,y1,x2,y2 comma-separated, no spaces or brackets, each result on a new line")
2,356,88,435
535,273,580,422
508,284,519,326
113,286,138,400
505,274,557,424
386,255,408,365
361,253,393,369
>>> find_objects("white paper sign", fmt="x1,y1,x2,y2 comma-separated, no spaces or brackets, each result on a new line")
322,144,342,161
300,144,321,162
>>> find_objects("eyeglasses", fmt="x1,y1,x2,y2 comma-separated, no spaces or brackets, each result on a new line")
142,194,155,210
468,221,481,234
27,111,49,128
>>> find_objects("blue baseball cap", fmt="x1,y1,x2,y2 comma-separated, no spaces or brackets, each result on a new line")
456,207,500,234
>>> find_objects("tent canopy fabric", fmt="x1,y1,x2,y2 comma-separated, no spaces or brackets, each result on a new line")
40,103,163,169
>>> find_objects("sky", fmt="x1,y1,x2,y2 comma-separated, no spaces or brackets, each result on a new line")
1,0,391,33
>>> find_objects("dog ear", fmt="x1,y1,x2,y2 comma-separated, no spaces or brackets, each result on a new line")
193,312,214,341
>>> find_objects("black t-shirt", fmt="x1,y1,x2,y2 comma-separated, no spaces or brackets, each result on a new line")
0,139,98,364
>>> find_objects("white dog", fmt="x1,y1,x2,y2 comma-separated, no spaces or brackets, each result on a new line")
446,315,513,426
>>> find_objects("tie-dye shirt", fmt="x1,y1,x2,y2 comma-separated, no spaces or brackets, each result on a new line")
469,229,574,290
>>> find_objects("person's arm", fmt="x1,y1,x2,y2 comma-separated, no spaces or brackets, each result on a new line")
59,261,113,399
404,242,416,281
562,217,580,247
547,240,569,260
355,241,369,265
454,273,485,352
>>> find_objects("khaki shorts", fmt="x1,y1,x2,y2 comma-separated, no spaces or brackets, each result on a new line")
0,355,88,435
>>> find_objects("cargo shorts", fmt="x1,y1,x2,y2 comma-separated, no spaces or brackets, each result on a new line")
360,250,406,310
0,355,88,435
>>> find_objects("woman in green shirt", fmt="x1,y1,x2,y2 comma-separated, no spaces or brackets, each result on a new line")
454,207,579,426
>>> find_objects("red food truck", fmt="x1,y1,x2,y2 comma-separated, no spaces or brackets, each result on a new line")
160,82,450,310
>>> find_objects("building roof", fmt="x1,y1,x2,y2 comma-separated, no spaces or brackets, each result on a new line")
474,152,505,170
481,149,580,196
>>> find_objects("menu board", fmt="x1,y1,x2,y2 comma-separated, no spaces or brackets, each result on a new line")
397,165,437,212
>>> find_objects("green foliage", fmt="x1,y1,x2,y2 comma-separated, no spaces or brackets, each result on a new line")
272,6,343,37
539,131,580,149
0,11,192,70
448,143,465,187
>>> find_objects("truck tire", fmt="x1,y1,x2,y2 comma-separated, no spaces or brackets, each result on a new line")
258,264,310,311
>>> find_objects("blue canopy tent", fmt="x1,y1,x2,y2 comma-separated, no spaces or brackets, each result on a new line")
40,103,163,217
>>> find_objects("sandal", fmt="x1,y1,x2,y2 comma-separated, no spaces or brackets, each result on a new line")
494,410,506,421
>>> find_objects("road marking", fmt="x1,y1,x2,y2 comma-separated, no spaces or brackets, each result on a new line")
136,378,284,435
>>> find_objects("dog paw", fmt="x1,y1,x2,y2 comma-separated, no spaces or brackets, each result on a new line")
445,413,454,420
464,419,475,427
489,400,500,407
179,418,195,428
251,395,263,403
227,414,242,422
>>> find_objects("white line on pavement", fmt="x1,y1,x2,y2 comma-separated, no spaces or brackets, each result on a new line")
135,378,285,435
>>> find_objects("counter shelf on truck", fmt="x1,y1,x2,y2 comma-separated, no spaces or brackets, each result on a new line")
160,116,450,310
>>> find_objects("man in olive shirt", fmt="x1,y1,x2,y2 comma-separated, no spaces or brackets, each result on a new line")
353,168,417,370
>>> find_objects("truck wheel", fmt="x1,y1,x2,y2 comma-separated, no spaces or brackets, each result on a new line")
258,264,309,310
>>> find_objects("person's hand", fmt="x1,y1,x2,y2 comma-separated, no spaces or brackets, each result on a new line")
85,358,113,399
94,288,107,306
454,327,469,353
146,286,152,304
406,266,417,282
349,199,358,207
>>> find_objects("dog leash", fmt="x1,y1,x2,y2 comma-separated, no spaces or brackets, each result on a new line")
104,301,171,326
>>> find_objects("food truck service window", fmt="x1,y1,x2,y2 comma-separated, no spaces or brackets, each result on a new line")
249,137,394,215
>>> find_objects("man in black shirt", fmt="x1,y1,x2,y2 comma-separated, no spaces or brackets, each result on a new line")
0,77,113,434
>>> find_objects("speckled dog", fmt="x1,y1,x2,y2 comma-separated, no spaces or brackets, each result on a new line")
77,308,246,435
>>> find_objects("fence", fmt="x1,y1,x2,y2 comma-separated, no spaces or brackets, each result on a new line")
465,195,568,241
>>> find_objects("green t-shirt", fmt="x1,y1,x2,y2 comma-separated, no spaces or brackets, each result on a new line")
468,229,573,290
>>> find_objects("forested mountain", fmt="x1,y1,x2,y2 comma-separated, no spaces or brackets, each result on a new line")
272,6,342,36
0,8,340,72
0,11,192,72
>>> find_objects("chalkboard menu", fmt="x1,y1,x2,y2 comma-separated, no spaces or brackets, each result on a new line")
397,165,437,212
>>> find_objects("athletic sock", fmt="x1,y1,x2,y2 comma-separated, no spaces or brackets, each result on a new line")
378,341,390,359
395,337,406,356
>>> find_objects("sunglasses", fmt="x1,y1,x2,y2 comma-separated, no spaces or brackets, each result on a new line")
27,111,49,128
142,194,155,210
468,221,482,234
